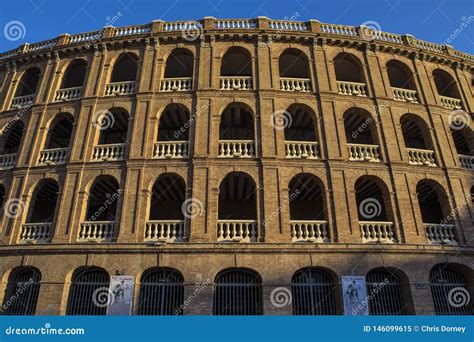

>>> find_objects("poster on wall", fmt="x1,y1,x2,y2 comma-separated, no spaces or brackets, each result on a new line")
341,275,368,316
106,275,134,316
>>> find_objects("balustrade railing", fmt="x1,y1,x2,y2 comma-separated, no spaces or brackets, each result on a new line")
215,19,256,29
459,155,474,170
10,94,35,109
160,77,193,91
145,220,185,242
360,221,396,243
19,223,52,243
55,86,82,102
78,221,115,243
269,20,308,31
348,144,381,162
439,96,462,110
285,141,319,159
220,76,252,90
336,81,367,96
291,221,330,243
92,144,125,161
0,153,17,170
114,24,152,36
153,141,188,159
218,140,255,158
217,220,258,242
38,147,68,165
392,87,418,103
280,77,311,92
105,81,136,96
407,148,436,166
424,223,457,245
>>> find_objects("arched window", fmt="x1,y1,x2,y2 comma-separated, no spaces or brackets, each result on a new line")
213,268,262,315
334,53,366,96
61,60,87,89
164,49,193,78
283,104,318,159
26,179,59,224
343,108,380,162
154,104,190,159
401,114,436,166
67,267,110,315
218,172,257,242
85,176,119,222
451,126,473,169
220,47,252,90
219,103,255,158
2,267,41,315
279,49,311,91
146,174,186,242
110,53,138,83
430,265,472,315
289,174,328,242
15,68,41,97
433,69,460,99
386,60,416,90
97,108,129,145
46,114,74,149
292,268,337,315
366,269,405,315
137,268,184,315
2,121,24,155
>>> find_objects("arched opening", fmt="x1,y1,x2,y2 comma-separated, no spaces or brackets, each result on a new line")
66,267,110,315
219,103,255,158
284,104,318,159
387,60,418,102
416,180,456,244
433,69,460,99
451,126,473,169
154,104,190,159
2,267,41,315
292,268,337,315
85,176,119,222
355,176,396,243
15,68,41,97
110,53,139,82
2,121,24,155
334,53,366,96
366,268,409,315
220,47,252,90
146,174,186,242
430,265,473,315
279,49,311,91
45,114,74,149
26,179,59,224
137,268,184,315
289,174,328,242
93,108,128,161
401,114,436,166
343,108,380,162
213,268,262,315
161,49,194,91
61,59,87,89
218,172,257,242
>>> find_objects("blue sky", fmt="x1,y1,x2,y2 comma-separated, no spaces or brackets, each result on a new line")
0,0,473,53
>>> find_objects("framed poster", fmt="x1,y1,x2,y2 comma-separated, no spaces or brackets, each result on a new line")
106,276,135,316
341,275,368,316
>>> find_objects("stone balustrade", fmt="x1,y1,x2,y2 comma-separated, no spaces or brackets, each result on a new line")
145,220,185,243
92,144,125,161
439,96,462,109
360,221,396,243
348,143,381,162
0,153,17,170
38,147,68,165
215,19,256,29
54,86,82,102
105,81,136,96
10,94,35,109
459,155,474,170
217,220,258,242
114,24,152,36
291,221,330,243
280,77,311,92
407,148,436,166
424,223,457,245
218,140,255,158
285,141,319,159
153,141,188,159
220,76,252,90
269,20,309,31
392,87,418,103
336,81,367,96
160,77,193,91
78,221,115,243
19,223,52,243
